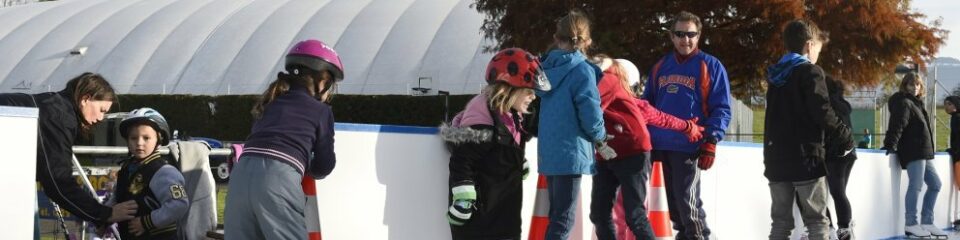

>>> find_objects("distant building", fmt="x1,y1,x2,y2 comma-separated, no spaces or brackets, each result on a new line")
0,0,494,95
930,57,960,103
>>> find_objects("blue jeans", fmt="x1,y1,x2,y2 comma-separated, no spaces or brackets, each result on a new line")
905,159,941,226
590,153,655,240
545,175,581,240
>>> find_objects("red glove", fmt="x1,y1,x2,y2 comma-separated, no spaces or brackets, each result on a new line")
697,141,716,170
682,117,705,142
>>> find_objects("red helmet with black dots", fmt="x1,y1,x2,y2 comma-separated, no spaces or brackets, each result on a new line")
485,48,551,91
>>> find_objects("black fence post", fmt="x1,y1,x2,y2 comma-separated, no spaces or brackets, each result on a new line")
438,90,450,122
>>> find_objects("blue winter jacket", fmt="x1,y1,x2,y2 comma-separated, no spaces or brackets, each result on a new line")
536,49,606,175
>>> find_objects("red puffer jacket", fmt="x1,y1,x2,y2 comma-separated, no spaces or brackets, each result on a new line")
597,67,690,160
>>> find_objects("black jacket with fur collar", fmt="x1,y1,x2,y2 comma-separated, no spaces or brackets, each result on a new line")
440,106,529,239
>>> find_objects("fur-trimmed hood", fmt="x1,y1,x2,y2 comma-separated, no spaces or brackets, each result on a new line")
439,122,493,144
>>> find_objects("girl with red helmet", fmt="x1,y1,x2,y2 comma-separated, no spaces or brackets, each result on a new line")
440,48,548,239
224,39,344,240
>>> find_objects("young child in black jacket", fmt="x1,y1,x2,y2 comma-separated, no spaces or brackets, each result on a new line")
107,108,189,239
440,48,549,240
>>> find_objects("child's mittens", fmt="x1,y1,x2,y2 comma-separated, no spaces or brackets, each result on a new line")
595,135,617,160
522,159,530,180
447,183,476,226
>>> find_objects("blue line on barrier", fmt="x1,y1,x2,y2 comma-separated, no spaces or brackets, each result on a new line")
860,148,885,153
717,141,762,147
335,123,438,135
718,141,952,155
0,106,38,118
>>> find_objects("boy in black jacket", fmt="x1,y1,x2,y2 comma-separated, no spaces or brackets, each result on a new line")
763,19,852,240
106,108,189,239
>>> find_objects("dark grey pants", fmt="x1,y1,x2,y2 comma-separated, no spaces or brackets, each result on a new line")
224,155,306,240
769,177,829,240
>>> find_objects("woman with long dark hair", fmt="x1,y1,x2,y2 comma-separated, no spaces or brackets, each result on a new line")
1,73,137,234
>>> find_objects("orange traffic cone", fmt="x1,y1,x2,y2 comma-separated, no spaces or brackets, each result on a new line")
303,176,323,240
647,161,672,239
529,174,550,240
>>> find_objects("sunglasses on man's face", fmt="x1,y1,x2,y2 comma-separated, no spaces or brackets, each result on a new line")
672,31,699,38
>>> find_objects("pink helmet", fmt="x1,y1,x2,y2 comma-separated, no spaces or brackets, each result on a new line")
286,39,345,81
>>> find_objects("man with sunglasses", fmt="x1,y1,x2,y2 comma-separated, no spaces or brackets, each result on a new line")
642,11,731,240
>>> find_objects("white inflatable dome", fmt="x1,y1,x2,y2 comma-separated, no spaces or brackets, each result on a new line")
0,0,494,95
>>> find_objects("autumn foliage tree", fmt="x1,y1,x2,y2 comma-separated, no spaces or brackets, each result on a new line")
472,0,947,103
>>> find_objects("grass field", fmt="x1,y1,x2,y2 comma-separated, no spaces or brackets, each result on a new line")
217,184,226,224
753,108,765,143
751,107,953,151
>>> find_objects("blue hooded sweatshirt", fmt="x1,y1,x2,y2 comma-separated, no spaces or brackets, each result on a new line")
767,53,811,87
536,49,606,175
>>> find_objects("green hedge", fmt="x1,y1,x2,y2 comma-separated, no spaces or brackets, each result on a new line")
114,94,475,141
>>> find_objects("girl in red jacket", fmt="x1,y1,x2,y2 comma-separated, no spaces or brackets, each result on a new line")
589,55,704,240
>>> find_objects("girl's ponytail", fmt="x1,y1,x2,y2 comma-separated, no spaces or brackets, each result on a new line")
251,72,293,118
252,65,334,118
554,9,593,55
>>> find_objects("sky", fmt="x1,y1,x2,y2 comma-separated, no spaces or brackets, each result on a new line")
913,0,960,58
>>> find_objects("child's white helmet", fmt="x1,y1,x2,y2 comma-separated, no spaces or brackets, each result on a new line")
615,59,640,87
120,107,171,146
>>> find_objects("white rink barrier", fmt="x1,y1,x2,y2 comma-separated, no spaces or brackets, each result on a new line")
702,143,955,239
0,106,38,240
8,121,953,239
313,123,957,239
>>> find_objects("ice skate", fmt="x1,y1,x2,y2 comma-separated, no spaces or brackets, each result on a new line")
920,225,947,239
905,224,932,239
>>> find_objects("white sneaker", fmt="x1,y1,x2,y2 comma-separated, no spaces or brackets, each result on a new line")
905,224,931,238
828,226,838,240
921,224,947,237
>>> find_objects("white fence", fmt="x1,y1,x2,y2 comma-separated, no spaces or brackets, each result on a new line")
313,123,957,239
0,106,38,239
4,121,958,239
